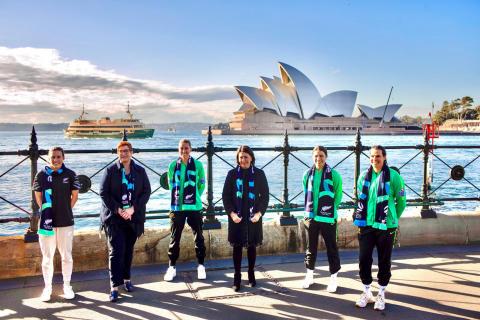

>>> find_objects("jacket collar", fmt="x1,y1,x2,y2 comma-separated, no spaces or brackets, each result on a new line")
115,159,138,171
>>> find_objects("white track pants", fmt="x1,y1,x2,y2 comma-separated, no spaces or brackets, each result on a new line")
38,226,74,287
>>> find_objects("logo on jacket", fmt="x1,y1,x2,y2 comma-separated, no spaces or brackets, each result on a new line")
63,178,69,184
320,205,332,215
321,205,331,212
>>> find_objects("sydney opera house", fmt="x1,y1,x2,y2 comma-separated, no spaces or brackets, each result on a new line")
210,62,421,135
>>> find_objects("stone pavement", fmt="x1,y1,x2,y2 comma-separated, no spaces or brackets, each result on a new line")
0,245,479,320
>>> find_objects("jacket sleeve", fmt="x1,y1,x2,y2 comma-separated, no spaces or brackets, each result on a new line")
302,170,308,195
257,169,270,215
197,160,206,196
134,168,151,221
393,171,407,218
222,170,235,214
356,171,366,200
333,169,343,210
32,171,43,192
99,167,121,222
70,170,81,191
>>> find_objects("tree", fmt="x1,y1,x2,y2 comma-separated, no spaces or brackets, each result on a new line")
400,115,424,124
433,96,477,124
458,96,474,120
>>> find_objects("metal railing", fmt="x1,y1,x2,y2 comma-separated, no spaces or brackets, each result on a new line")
1,126,479,243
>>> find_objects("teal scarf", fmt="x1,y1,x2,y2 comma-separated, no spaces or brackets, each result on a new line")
38,164,65,236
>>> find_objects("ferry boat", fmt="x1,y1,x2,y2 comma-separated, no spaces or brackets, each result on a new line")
64,105,155,138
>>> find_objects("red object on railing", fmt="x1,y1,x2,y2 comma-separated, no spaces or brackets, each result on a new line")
422,112,439,151
423,123,439,139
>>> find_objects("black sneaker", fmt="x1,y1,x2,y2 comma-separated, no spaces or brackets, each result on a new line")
248,270,256,287
109,290,119,302
233,272,241,292
124,281,134,292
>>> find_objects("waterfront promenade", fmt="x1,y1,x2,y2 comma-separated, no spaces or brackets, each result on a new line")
0,244,478,320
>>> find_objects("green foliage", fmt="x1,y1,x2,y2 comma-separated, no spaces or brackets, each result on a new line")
400,115,424,124
433,96,479,124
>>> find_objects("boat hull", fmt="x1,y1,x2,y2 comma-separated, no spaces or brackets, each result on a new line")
65,128,155,139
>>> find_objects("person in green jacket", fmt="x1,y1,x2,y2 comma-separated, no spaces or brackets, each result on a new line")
302,146,343,292
164,138,206,282
354,145,406,311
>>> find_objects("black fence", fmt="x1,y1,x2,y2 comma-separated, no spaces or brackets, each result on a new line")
1,127,479,243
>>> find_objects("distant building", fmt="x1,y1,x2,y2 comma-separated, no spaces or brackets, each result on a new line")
356,104,402,122
440,119,480,132
235,62,358,120
207,62,420,135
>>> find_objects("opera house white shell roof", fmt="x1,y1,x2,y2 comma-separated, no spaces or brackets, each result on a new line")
356,104,402,122
234,62,359,119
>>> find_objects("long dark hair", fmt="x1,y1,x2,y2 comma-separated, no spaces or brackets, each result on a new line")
371,145,388,165
371,145,386,157
236,145,255,166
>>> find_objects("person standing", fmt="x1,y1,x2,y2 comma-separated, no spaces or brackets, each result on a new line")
164,139,206,281
222,145,269,291
354,145,406,311
302,146,343,292
100,141,151,302
33,146,80,302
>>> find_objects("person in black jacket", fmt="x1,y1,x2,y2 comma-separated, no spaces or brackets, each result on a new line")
222,145,269,292
100,141,151,302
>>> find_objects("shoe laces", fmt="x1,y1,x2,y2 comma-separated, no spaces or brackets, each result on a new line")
376,294,385,304
360,291,372,302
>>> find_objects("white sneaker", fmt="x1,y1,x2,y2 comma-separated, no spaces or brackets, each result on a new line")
197,264,206,280
355,291,375,308
374,293,386,311
164,266,176,281
326,275,338,293
63,285,75,300
39,287,52,302
302,269,314,289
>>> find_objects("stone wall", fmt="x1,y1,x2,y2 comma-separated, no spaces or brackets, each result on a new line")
1,212,479,280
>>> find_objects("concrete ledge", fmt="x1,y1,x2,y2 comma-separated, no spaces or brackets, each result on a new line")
1,212,479,280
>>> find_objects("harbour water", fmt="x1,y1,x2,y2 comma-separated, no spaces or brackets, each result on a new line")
1,130,479,235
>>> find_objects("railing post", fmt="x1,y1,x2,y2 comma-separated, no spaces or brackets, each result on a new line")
203,126,221,229
122,129,128,141
279,130,297,226
421,131,436,218
353,129,363,200
24,126,39,243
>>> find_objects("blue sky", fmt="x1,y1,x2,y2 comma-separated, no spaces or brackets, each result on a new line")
0,0,478,123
